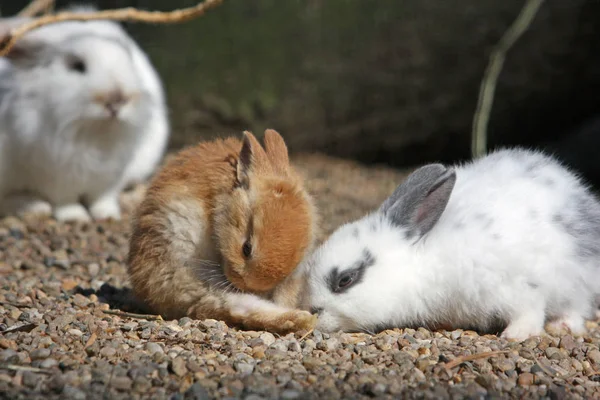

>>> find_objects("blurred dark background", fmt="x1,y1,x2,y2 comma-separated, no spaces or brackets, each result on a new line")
4,0,600,185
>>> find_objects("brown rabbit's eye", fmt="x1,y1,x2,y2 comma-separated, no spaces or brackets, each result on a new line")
242,240,252,258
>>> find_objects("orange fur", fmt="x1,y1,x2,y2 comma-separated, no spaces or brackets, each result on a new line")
127,130,318,333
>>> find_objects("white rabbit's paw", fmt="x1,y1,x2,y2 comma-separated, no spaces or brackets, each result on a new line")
54,204,92,223
1,195,52,218
501,319,544,341
89,197,121,221
547,313,586,336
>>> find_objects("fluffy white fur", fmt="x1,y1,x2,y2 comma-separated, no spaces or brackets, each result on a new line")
0,6,169,222
307,148,600,340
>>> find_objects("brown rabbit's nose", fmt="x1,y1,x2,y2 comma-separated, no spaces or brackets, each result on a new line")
97,90,129,117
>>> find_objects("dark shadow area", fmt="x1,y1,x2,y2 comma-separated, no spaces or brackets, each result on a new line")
75,283,153,315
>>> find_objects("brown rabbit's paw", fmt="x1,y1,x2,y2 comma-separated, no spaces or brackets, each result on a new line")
245,309,317,334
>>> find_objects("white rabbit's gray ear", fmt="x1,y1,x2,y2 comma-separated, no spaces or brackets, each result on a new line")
0,18,48,67
379,164,456,239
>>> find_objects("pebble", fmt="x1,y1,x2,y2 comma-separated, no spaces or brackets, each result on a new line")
587,349,600,365
30,348,51,360
518,373,535,386
558,335,577,352
40,358,59,369
99,347,117,357
259,332,276,347
170,357,188,377
145,342,164,355
234,362,255,376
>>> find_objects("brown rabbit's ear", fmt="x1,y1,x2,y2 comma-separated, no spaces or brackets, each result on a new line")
236,131,270,188
263,129,290,175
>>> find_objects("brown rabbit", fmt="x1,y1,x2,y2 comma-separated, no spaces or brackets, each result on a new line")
127,129,318,333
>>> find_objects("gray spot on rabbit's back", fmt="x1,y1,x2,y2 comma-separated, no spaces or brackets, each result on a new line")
369,221,378,232
528,282,539,289
474,213,494,229
555,193,600,258
352,227,360,238
453,222,465,230
543,177,555,187
529,209,539,220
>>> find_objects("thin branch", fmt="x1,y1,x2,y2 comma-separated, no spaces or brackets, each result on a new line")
298,328,314,342
102,309,163,321
444,350,509,369
1,322,37,334
471,0,545,158
0,0,225,57
0,364,53,374
17,0,55,17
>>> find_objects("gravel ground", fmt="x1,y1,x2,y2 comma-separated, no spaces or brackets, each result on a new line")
2,153,600,400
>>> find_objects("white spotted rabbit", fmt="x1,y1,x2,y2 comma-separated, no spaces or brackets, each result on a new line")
0,5,169,222
306,148,600,340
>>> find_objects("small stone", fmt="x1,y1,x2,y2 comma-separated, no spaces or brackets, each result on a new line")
40,358,59,369
22,371,39,388
545,347,565,360
288,341,301,353
30,348,51,360
121,322,138,332
61,279,78,291
72,294,90,308
62,385,86,400
558,335,577,352
184,382,210,400
87,263,100,276
587,349,600,365
302,357,323,369
259,332,276,347
112,376,132,391
234,362,254,376
518,373,535,386
495,358,515,372
170,357,188,377
280,390,302,399
68,329,83,337
145,342,163,355
99,347,117,357
265,349,287,361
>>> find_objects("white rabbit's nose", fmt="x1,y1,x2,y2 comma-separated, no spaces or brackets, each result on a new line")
96,90,130,118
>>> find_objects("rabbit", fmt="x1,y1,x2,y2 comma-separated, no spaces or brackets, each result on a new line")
306,147,600,341
0,4,169,222
127,129,319,333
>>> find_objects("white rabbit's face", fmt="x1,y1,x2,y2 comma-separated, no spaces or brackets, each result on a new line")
7,24,152,136
48,36,147,125
307,214,415,333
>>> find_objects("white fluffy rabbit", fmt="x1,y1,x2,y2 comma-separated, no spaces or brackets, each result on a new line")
0,5,169,222
306,148,600,340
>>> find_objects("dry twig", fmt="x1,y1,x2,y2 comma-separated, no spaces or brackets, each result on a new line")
0,364,52,374
444,350,509,369
470,0,545,158
0,0,225,56
298,328,315,342
17,0,55,18
102,309,164,321
1,322,37,334
84,331,98,349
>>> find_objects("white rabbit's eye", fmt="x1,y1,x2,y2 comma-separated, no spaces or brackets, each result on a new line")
337,271,356,290
66,56,87,74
